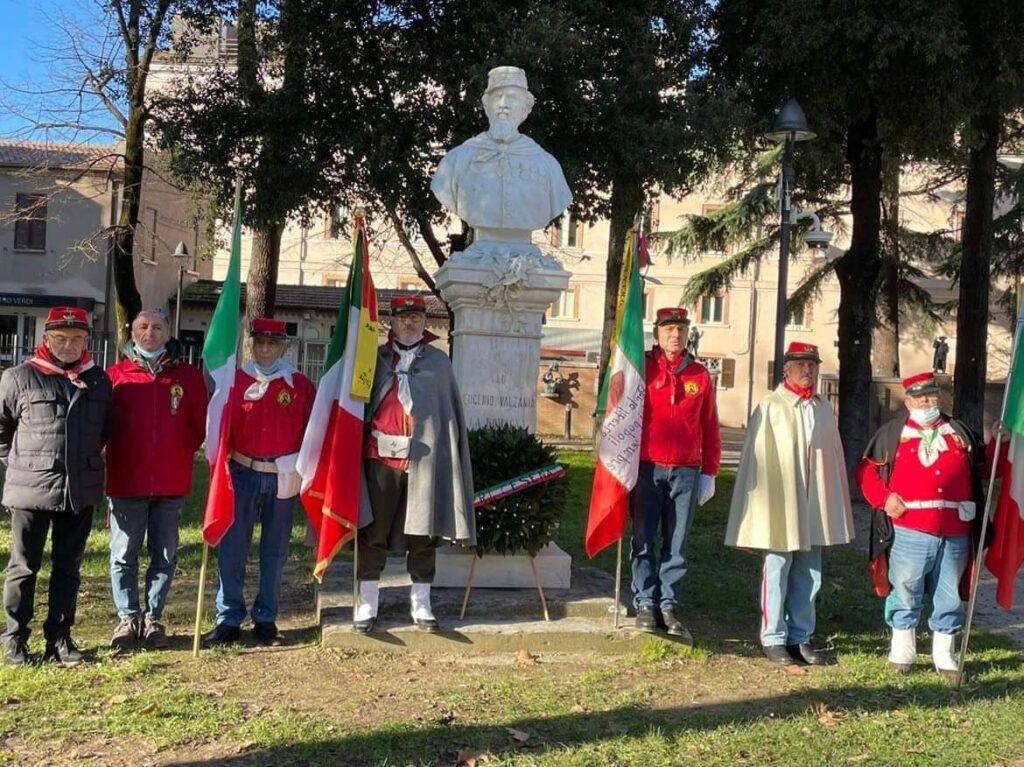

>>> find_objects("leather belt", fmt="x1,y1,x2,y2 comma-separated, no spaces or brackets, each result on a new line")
230,451,278,474
901,500,962,510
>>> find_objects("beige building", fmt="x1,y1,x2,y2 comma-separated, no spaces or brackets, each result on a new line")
0,140,212,366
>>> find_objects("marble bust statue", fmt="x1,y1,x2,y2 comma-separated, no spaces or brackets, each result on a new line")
431,66,572,249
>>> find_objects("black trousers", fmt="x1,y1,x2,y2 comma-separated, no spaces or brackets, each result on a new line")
3,506,94,642
357,460,436,583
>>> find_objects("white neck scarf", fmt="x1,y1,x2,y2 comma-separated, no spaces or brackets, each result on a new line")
901,420,954,467
391,340,422,415
241,359,296,401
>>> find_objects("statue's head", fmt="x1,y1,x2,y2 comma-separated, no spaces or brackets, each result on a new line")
482,66,535,141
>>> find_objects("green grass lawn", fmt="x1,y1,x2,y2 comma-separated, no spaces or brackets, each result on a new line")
1,453,1023,766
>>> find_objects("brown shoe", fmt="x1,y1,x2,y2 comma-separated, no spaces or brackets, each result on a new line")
143,617,170,650
110,616,140,653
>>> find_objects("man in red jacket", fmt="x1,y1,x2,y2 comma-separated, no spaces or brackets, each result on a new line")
631,307,721,640
105,309,207,651
203,318,315,647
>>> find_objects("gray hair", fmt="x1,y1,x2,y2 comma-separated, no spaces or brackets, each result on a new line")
133,308,170,325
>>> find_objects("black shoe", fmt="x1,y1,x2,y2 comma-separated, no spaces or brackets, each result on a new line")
44,635,84,667
787,643,833,666
252,621,284,646
635,605,659,633
201,623,241,648
661,610,694,645
4,637,30,667
413,616,440,633
352,617,376,634
762,644,797,665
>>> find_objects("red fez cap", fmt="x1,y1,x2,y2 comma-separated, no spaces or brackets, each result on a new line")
902,371,939,396
784,341,821,363
391,295,426,316
250,317,289,339
44,306,90,332
654,307,690,326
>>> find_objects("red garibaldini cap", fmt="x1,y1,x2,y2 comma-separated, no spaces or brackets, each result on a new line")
654,307,690,326
902,371,940,396
44,306,91,332
250,317,289,340
391,295,426,316
784,341,822,363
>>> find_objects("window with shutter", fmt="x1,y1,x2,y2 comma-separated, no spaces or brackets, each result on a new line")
14,194,46,251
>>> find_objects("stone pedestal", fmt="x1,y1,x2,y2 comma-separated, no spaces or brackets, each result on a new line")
432,543,572,589
434,241,570,431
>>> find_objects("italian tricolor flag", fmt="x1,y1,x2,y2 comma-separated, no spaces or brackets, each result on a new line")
585,227,647,558
298,216,379,581
985,293,1024,609
201,185,243,546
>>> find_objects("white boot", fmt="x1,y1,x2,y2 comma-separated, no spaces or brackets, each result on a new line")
353,581,379,631
932,631,962,683
888,628,917,672
410,582,439,632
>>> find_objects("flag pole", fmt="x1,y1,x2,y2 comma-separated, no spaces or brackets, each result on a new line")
351,532,359,635
613,537,623,629
192,542,210,658
957,301,1022,684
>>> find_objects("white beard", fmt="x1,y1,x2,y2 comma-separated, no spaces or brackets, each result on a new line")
487,119,520,143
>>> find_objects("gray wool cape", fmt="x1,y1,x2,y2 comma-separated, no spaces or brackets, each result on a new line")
360,341,476,548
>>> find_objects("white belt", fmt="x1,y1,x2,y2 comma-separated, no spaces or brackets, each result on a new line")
230,451,278,474
901,500,962,510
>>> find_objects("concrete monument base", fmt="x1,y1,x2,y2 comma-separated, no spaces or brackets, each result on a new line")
432,542,572,589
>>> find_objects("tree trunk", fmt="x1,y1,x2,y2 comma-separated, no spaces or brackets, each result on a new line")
953,108,1000,435
873,155,901,377
834,114,883,482
598,177,645,394
112,111,145,348
244,222,284,333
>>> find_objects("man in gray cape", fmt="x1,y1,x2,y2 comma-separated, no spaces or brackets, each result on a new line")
352,295,475,633
725,342,854,666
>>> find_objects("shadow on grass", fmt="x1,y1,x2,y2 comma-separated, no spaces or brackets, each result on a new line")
165,655,1024,766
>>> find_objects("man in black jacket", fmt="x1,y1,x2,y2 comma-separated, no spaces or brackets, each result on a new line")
0,307,112,666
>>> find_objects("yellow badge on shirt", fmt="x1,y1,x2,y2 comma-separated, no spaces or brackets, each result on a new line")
683,380,700,396
277,389,292,406
169,383,184,415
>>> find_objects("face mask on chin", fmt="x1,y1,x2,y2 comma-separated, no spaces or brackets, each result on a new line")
910,405,941,425
134,344,166,360
254,359,283,377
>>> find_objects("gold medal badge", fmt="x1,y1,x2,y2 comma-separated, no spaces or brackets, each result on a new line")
277,389,292,406
169,383,184,415
683,380,700,396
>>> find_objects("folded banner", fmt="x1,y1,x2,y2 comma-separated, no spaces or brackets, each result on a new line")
474,464,566,508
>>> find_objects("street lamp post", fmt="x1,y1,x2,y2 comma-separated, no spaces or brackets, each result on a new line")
172,240,189,338
765,98,815,386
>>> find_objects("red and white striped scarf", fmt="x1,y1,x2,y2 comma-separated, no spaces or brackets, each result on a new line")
25,343,95,389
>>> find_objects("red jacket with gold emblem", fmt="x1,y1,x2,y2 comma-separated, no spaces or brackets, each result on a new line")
105,346,208,497
639,347,721,474
229,368,315,458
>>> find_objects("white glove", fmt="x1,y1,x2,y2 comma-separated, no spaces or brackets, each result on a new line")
274,453,301,500
697,474,716,506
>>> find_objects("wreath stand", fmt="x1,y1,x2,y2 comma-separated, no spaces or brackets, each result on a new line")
459,551,550,621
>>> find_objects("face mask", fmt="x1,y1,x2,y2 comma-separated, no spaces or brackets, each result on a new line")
910,406,940,425
254,360,283,377
134,344,166,360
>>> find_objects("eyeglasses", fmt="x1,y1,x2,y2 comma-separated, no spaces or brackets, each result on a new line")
46,333,89,347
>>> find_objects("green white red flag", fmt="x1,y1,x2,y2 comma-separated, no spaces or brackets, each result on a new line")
201,184,243,546
298,215,379,581
985,292,1024,609
584,228,647,557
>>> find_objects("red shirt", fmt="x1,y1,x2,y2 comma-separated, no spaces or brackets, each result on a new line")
229,370,315,458
639,348,721,475
105,355,208,497
364,379,410,472
857,417,972,537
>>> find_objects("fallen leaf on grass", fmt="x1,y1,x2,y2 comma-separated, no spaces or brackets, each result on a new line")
506,727,530,743
137,702,157,715
437,709,457,725
812,702,845,726
846,754,871,763
782,664,808,676
514,649,538,667
2,697,19,706
455,748,491,766
569,703,586,713
107,694,128,706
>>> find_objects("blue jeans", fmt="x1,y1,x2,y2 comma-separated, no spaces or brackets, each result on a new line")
214,462,295,627
760,548,822,647
885,527,969,634
109,496,183,620
629,462,699,611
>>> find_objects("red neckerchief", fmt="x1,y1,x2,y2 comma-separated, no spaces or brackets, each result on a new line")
25,342,95,389
650,347,690,404
782,379,814,400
